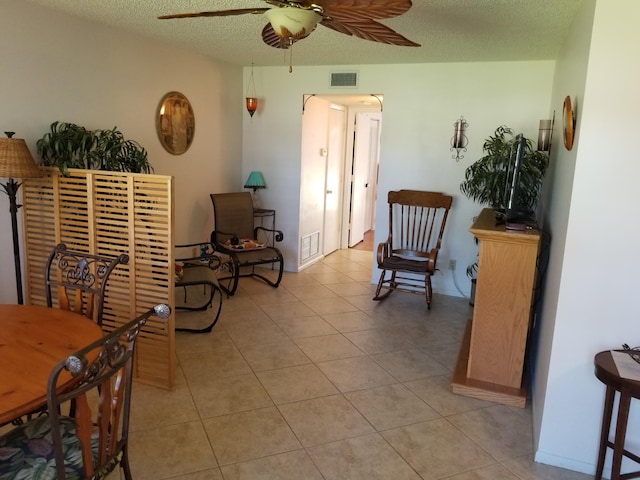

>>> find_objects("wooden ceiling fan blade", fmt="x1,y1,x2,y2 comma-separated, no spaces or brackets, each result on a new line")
264,0,314,8
320,19,420,46
318,0,412,21
158,8,269,20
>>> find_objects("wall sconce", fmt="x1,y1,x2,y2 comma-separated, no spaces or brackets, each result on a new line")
246,63,258,118
537,113,554,152
450,116,468,162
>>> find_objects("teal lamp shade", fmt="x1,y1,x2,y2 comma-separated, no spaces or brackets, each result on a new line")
244,171,266,192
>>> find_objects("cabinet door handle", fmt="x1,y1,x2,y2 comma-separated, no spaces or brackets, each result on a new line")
326,190,333,194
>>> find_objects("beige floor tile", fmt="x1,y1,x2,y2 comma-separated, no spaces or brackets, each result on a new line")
175,328,236,355
406,375,495,416
317,355,396,392
278,394,375,446
280,271,320,287
128,421,218,480
129,381,200,431
178,344,252,383
224,318,289,347
344,383,440,430
321,310,389,332
304,297,361,315
286,283,339,300
324,281,374,296
260,300,317,320
294,333,365,363
346,270,377,282
501,454,594,480
443,463,519,479
308,271,355,284
307,433,422,480
448,405,533,461
189,373,273,418
343,327,417,354
256,364,338,404
249,289,300,306
238,339,311,372
381,418,495,480
220,450,324,480
273,315,339,338
422,341,464,371
168,469,224,480
372,348,450,382
203,406,301,466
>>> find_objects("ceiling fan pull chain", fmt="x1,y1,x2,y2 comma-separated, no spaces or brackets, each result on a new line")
289,39,294,73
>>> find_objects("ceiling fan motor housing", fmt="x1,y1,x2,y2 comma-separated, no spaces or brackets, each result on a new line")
264,7,322,39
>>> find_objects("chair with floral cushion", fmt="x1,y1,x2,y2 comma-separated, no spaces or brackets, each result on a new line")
0,304,171,480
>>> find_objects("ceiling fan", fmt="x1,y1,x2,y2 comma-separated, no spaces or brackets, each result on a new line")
158,0,421,50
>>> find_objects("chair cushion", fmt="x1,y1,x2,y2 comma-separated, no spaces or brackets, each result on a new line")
379,255,431,274
0,415,97,480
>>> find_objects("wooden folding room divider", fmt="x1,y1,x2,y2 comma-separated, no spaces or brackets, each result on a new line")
21,168,175,389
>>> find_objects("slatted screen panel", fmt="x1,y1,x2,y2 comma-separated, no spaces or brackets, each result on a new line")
21,168,175,389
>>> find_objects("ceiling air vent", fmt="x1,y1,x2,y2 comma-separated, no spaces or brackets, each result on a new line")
330,72,358,88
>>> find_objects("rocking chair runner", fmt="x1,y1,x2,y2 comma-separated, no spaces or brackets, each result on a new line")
373,190,453,309
210,192,284,296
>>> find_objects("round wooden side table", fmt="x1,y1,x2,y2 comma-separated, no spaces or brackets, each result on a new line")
594,350,640,480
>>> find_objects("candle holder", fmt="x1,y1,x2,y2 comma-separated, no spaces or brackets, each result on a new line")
451,116,468,161
537,112,555,152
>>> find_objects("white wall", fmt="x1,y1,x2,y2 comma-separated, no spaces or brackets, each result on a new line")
244,62,555,296
0,0,243,303
534,0,640,474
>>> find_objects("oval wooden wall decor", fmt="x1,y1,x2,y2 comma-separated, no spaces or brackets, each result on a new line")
156,91,195,155
563,96,575,150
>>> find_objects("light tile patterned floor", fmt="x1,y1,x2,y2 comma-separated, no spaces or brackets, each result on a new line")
126,248,591,480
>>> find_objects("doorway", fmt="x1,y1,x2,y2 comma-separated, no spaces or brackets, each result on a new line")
303,94,382,257
349,111,381,248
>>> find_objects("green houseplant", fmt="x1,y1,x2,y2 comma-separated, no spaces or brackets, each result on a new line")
36,121,152,177
461,125,548,305
460,125,548,212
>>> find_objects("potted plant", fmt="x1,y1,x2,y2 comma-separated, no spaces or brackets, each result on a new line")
36,121,152,176
460,125,548,306
460,125,548,212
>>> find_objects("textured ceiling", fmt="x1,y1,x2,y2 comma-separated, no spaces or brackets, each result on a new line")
24,0,583,68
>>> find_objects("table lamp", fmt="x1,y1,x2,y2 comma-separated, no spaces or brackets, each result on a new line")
0,132,42,304
244,171,266,208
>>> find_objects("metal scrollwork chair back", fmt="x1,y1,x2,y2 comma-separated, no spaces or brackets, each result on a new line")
45,243,129,326
0,304,171,480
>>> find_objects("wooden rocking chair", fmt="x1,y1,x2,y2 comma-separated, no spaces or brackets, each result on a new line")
373,190,453,309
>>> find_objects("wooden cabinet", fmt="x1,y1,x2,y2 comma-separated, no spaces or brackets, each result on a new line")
451,208,540,407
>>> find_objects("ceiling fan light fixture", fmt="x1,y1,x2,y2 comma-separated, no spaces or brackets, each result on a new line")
264,7,322,40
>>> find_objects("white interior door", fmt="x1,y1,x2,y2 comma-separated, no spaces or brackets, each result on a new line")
323,106,345,255
349,112,381,247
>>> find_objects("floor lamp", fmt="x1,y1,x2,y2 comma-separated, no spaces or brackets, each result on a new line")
0,132,41,304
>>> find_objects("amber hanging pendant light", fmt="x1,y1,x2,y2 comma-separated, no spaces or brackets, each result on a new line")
246,63,257,117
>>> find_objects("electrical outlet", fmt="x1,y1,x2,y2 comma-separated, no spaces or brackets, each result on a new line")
448,259,457,270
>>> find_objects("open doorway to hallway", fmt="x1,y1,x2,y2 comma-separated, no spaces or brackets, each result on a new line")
350,230,374,251
301,94,382,258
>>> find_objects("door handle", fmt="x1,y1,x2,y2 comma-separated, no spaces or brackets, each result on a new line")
326,190,333,194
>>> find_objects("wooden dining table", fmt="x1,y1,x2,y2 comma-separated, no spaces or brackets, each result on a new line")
0,304,103,425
